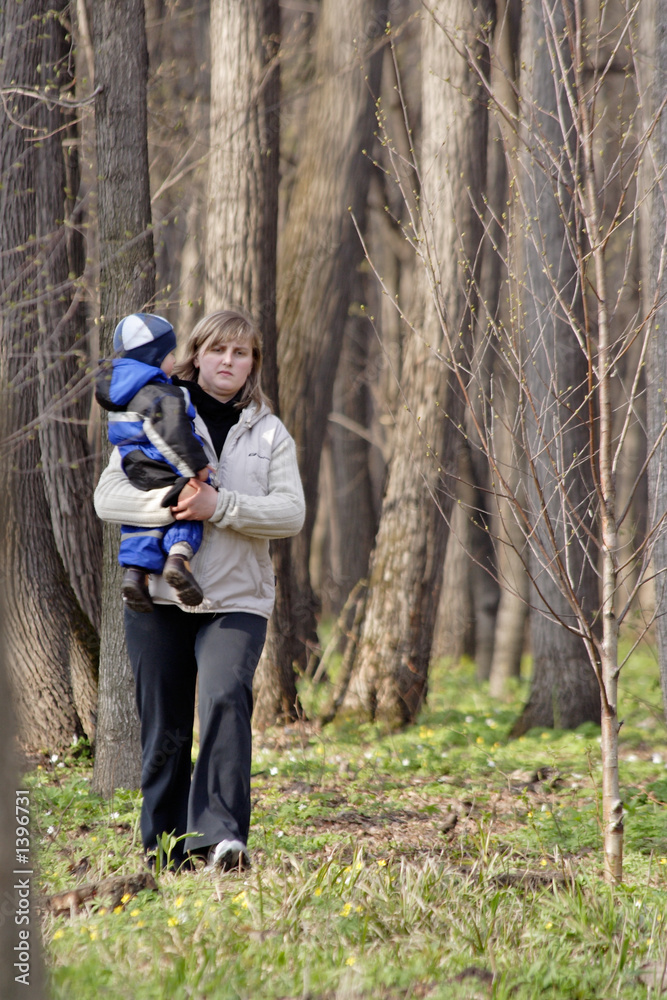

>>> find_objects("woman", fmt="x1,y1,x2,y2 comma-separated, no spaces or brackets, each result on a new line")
94,309,305,871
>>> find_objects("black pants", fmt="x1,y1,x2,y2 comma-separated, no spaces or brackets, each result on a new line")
124,604,267,860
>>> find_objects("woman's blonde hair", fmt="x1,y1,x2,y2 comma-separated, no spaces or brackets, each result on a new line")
173,308,271,411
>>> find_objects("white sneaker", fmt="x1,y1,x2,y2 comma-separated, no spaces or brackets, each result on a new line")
207,839,250,871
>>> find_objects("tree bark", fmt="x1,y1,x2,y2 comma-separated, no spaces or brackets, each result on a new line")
0,0,98,750
324,272,379,616
205,0,279,333
204,0,294,729
647,0,667,721
485,0,529,694
510,0,600,736
34,5,100,734
276,0,386,665
345,0,492,725
35,21,102,637
0,587,46,999
145,0,210,325
433,490,475,665
91,0,154,793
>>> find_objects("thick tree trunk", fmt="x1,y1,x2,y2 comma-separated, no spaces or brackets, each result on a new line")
205,0,279,331
510,0,600,736
276,0,385,664
0,0,97,750
647,0,667,721
324,273,379,616
91,0,154,793
433,493,474,665
462,441,501,681
485,0,529,694
35,26,102,637
488,374,529,694
204,0,294,729
34,6,100,733
145,0,210,326
345,0,492,725
0,596,46,998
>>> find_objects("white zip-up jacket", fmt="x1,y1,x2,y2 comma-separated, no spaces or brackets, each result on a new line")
94,401,305,618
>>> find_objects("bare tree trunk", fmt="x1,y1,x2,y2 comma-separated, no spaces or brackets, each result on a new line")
345,0,492,725
91,0,154,793
647,0,667,721
0,594,46,999
276,0,385,665
486,0,529,694
145,0,210,324
324,272,379,616
510,0,600,736
488,357,529,695
205,0,279,331
433,491,474,664
34,4,100,733
35,50,101,637
0,0,97,750
204,0,293,728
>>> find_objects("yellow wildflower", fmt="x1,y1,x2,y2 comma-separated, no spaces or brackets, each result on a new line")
167,916,178,927
120,893,132,904
345,956,356,966
53,929,64,940
340,903,352,917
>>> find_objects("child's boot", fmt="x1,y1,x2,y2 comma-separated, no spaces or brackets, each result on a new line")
121,567,154,613
163,554,204,606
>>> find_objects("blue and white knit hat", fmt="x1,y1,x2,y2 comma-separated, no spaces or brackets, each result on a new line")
113,313,177,368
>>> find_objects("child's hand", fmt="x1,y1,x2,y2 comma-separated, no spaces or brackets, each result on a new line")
178,480,199,501
196,464,214,482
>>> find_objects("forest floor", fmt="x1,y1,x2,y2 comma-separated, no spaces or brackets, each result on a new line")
29,637,667,999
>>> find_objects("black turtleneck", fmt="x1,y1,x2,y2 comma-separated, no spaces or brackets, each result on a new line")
174,378,243,458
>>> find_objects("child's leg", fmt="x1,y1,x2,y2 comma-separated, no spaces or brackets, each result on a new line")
163,521,203,558
121,567,154,613
162,522,205,606
119,525,168,573
118,525,169,613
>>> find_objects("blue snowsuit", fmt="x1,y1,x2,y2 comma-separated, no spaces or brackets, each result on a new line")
95,357,209,573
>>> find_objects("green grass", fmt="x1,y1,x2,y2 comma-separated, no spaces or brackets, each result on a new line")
31,642,667,998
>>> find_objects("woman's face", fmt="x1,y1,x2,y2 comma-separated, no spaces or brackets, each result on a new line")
194,338,254,403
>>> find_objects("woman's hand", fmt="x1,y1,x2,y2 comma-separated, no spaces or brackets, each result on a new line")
170,479,218,521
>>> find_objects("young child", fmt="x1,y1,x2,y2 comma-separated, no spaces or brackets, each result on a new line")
95,313,211,613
